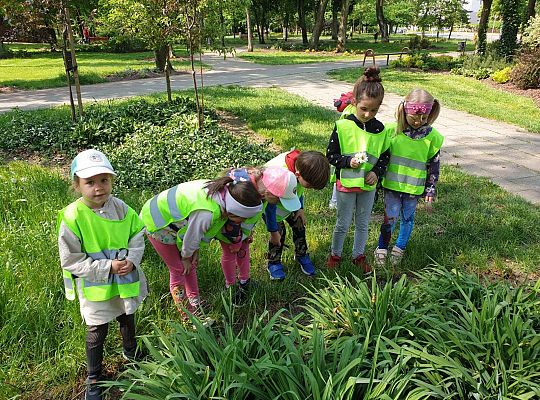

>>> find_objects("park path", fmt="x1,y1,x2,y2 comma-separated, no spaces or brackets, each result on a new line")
1,52,539,204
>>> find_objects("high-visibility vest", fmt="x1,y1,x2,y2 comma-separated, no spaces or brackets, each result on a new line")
340,104,356,118
265,153,305,222
140,180,226,248
336,119,391,191
382,124,444,195
58,200,144,302
214,202,267,244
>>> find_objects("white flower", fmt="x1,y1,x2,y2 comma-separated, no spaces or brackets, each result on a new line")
353,152,368,164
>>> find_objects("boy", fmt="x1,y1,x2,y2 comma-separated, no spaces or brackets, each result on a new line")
264,150,330,280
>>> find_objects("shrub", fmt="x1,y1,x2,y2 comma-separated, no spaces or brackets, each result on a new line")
491,66,512,83
104,115,274,192
408,34,431,50
522,15,540,50
511,48,540,89
272,40,308,51
104,35,148,53
390,53,459,71
451,54,510,80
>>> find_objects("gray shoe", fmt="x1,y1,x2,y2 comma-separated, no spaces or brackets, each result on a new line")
85,378,102,400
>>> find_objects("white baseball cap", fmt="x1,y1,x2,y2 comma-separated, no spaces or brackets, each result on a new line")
70,149,116,179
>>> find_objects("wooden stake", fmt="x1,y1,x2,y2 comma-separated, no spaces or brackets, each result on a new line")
64,3,84,117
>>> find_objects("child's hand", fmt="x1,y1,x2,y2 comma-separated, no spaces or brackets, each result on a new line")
294,209,307,227
270,231,281,246
118,260,134,276
350,158,360,168
111,259,127,275
424,196,433,215
181,257,193,276
365,171,378,186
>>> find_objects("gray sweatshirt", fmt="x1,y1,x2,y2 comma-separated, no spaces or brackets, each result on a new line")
58,196,147,326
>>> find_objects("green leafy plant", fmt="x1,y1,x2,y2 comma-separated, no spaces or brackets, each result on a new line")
451,54,510,80
491,66,512,83
522,15,540,50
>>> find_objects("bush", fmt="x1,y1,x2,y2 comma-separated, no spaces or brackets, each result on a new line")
522,15,540,50
390,53,459,71
491,66,512,83
451,54,511,80
511,48,540,89
408,34,431,50
104,35,148,53
272,40,308,51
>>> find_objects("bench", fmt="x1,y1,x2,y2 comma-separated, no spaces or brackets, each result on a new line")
88,36,109,44
362,47,410,66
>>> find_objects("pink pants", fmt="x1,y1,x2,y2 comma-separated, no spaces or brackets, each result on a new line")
219,239,250,287
147,235,200,301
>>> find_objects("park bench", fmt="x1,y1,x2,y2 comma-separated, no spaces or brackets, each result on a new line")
88,36,109,44
362,47,410,66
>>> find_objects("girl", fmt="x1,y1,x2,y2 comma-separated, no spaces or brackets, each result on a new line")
374,89,443,266
215,166,301,295
326,67,392,273
140,176,263,317
58,149,147,400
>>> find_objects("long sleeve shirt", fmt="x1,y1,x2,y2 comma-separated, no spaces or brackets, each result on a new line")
58,196,147,326
326,114,390,184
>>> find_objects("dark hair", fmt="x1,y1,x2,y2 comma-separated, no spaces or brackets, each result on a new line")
352,67,384,103
205,176,261,207
295,151,330,190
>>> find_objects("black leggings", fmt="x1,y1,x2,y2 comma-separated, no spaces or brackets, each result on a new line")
86,313,136,379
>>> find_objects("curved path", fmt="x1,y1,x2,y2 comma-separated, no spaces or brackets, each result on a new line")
1,53,539,204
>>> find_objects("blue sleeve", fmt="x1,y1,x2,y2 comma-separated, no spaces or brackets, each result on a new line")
264,203,279,232
300,195,304,209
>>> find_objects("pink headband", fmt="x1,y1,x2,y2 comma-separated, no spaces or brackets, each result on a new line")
404,102,433,115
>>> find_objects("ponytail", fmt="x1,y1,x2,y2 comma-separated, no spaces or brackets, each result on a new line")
353,67,385,103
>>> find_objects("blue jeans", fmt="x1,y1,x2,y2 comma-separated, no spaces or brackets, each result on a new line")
378,189,418,251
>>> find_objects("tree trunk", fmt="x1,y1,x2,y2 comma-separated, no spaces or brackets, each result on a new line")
219,1,225,49
283,11,289,40
332,0,339,40
298,0,308,44
165,54,172,103
476,0,493,55
448,23,454,39
376,0,389,42
525,0,536,22
246,8,253,51
336,0,351,52
154,45,168,72
311,0,329,49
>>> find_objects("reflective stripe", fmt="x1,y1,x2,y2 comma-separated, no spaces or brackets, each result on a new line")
149,195,166,229
385,171,425,187
167,185,183,220
389,155,426,170
201,236,212,244
87,249,124,260
343,152,379,165
241,222,256,231
84,269,139,287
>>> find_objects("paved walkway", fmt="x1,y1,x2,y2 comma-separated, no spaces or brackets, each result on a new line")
1,53,539,204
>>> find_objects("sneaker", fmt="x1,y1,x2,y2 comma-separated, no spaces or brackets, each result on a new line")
296,254,316,276
234,279,254,305
390,246,404,266
326,254,342,269
85,378,102,400
373,247,388,267
352,254,372,274
267,262,286,280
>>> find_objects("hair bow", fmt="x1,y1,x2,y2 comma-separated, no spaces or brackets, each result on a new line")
404,102,433,115
227,168,251,185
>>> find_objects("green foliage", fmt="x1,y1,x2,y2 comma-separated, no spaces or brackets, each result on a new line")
408,34,431,50
110,270,540,398
391,53,460,71
272,40,309,51
522,15,540,50
104,35,149,53
491,66,512,83
511,48,540,89
451,54,510,80
104,115,274,192
498,0,521,59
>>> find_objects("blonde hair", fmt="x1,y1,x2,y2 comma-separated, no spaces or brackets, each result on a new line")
396,88,441,133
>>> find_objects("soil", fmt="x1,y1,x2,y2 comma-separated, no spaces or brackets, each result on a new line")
483,79,540,107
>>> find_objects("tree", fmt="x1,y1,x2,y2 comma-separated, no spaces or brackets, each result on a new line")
476,0,493,55
375,0,389,42
498,0,521,59
336,0,351,51
310,0,329,49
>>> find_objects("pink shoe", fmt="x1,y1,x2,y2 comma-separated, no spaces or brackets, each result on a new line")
326,254,342,269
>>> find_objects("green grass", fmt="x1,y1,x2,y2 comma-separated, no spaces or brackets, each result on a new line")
0,50,206,90
237,36,473,65
329,68,540,133
1,87,539,398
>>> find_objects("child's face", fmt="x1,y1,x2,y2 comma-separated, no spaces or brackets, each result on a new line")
256,179,279,204
226,213,247,224
406,113,429,129
75,173,113,209
355,97,381,123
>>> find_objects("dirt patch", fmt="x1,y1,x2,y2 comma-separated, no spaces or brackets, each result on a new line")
483,79,540,107
0,149,70,176
214,110,281,154
0,86,18,94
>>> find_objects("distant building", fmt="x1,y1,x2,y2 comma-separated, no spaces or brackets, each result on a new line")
464,0,482,24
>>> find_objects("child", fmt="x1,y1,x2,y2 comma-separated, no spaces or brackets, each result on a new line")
58,149,147,400
374,89,443,266
326,67,392,273
264,150,330,279
140,176,263,317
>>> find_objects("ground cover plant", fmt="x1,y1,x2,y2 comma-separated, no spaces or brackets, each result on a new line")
328,68,540,133
0,49,205,90
1,88,539,398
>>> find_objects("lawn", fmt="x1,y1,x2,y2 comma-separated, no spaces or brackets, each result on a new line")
1,88,539,398
0,48,206,90
329,68,540,133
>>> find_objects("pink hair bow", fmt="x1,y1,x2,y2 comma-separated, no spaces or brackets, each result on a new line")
404,102,432,115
